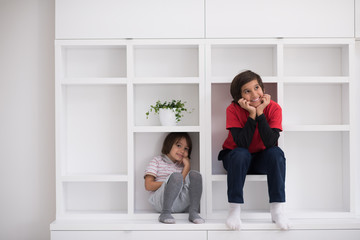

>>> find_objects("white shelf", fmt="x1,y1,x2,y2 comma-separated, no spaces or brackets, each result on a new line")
211,174,267,182
132,77,200,84
283,125,350,131
61,78,127,85
61,175,128,182
133,126,200,133
281,76,350,83
50,218,360,231
209,76,278,84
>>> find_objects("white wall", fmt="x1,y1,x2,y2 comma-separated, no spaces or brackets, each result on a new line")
0,1,55,240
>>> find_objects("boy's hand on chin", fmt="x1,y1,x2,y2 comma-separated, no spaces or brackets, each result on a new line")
256,94,271,115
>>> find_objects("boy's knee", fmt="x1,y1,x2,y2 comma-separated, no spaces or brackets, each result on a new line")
231,148,251,159
266,147,285,165
228,148,251,166
267,146,284,155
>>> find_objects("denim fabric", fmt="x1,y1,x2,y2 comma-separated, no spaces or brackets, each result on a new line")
222,147,286,203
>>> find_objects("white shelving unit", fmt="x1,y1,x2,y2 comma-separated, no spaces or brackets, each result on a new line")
53,39,359,236
205,38,355,219
55,39,205,220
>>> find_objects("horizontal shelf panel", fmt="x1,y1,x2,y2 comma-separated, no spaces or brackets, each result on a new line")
211,174,267,182
132,77,201,84
61,78,127,85
209,76,277,83
281,38,354,45
60,76,350,85
56,40,128,46
132,39,204,45
209,210,355,220
206,39,280,45
283,125,350,131
281,76,350,83
133,126,200,132
61,174,128,182
58,211,129,220
50,217,360,231
133,211,189,219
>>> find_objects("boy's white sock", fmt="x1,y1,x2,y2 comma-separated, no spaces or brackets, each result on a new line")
270,202,291,230
226,203,242,230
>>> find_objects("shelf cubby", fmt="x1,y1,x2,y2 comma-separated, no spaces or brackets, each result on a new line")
283,83,349,126
134,45,199,78
133,132,200,214
283,131,350,213
209,44,278,80
63,45,127,79
133,84,199,126
283,44,349,77
61,85,127,175
211,82,278,175
63,182,128,213
211,179,270,214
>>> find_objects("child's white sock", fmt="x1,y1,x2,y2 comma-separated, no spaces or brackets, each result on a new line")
226,203,242,230
270,202,291,230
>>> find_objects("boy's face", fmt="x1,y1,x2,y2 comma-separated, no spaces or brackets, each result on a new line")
167,137,189,163
240,79,264,108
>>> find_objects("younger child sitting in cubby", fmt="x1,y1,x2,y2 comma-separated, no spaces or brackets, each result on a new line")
144,132,204,224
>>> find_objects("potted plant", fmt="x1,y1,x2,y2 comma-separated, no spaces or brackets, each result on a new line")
145,100,191,126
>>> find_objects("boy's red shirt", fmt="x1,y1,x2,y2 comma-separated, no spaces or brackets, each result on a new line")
222,100,282,153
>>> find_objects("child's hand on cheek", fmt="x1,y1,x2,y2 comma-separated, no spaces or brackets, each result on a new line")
257,94,271,115
261,94,271,107
238,98,256,119
182,156,190,167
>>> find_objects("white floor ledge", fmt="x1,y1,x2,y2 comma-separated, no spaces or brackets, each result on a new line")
50,218,360,231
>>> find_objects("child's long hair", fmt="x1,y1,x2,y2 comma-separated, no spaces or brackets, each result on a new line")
230,70,264,103
161,132,192,159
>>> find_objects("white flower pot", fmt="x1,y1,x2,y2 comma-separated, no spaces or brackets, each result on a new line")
159,108,177,126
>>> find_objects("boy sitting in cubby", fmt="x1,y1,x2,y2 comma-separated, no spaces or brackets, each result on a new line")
218,70,290,230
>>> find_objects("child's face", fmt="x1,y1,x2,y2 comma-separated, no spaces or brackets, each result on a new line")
167,137,189,163
240,79,264,108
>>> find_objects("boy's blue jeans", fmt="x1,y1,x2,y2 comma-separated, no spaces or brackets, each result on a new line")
222,146,286,204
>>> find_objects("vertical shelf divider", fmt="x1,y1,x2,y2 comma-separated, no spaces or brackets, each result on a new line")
198,41,207,218
55,42,65,219
348,41,356,214
276,41,285,148
204,41,214,218
127,42,135,216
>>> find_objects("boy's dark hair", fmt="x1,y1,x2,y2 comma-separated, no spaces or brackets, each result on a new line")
230,70,264,103
161,132,192,158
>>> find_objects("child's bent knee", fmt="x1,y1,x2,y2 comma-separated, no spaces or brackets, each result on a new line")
169,172,183,182
189,170,202,181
